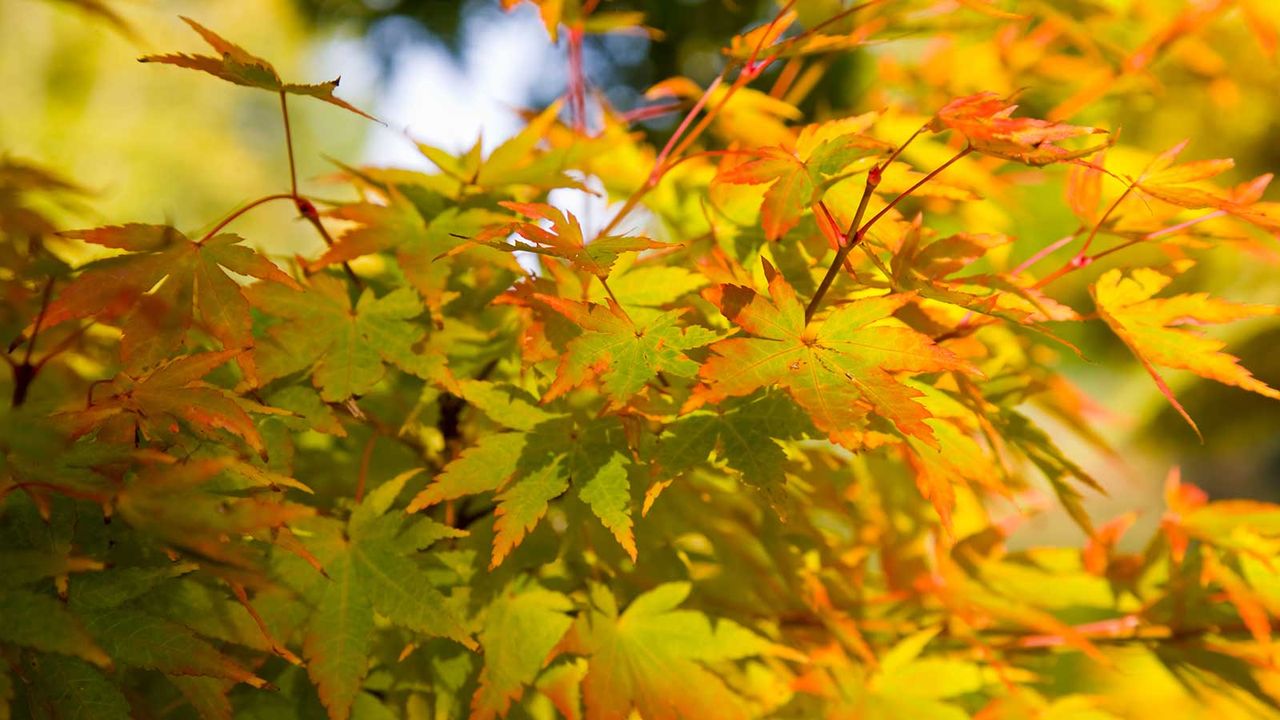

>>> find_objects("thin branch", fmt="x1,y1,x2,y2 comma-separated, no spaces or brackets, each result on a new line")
11,277,56,407
23,277,54,366
857,145,973,237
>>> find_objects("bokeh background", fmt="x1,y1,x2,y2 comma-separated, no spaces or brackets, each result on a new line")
3,0,1279,543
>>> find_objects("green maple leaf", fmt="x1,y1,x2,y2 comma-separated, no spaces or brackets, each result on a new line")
44,225,299,382
309,198,516,319
471,579,575,720
699,264,970,449
407,399,637,565
56,565,272,692
0,589,110,667
716,116,885,240
291,470,472,720
75,606,270,689
139,17,377,121
535,295,719,404
658,391,811,487
23,655,130,720
248,275,442,401
416,102,596,191
559,582,801,720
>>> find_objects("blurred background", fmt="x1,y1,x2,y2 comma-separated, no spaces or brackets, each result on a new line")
3,0,1279,534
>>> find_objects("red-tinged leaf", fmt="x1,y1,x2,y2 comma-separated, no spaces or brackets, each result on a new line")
491,457,568,569
1083,512,1138,575
311,197,428,268
63,350,267,458
1202,552,1271,645
930,92,1108,166
1128,141,1280,232
717,147,808,240
112,457,313,568
47,226,296,383
1066,153,1105,225
139,17,377,121
954,0,1026,20
304,549,371,720
699,265,969,450
1091,267,1280,438
715,123,884,240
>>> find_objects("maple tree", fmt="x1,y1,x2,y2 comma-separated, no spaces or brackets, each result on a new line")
6,1,1280,719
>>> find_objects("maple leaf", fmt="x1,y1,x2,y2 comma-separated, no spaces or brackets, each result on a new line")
996,409,1104,536
1091,266,1280,438
64,350,272,458
290,470,472,720
44,224,299,383
558,582,801,720
647,78,802,148
658,391,811,487
471,579,575,720
475,202,669,279
309,197,516,319
139,17,376,121
407,405,638,566
23,655,130,720
501,0,566,40
1133,140,1280,233
699,264,970,449
248,275,441,402
715,114,885,240
111,455,313,569
534,295,719,404
930,92,1108,166
416,102,592,192
48,562,278,693
0,588,111,667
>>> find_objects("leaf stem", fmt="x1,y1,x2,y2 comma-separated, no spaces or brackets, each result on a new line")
280,91,299,198
599,276,635,326
198,193,298,243
804,144,972,322
805,175,877,323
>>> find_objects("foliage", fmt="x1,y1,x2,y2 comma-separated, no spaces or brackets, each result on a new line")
5,2,1280,719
